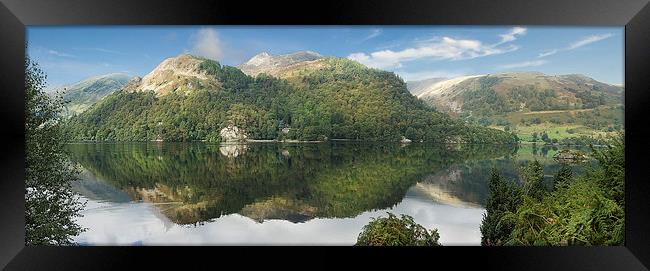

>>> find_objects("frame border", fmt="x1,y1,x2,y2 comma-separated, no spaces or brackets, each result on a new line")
1,0,649,270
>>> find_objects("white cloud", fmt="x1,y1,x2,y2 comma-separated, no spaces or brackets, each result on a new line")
498,27,527,44
538,33,613,58
348,35,520,69
47,49,75,58
361,29,383,42
567,33,613,50
74,47,124,55
499,59,548,69
538,49,558,58
191,28,223,60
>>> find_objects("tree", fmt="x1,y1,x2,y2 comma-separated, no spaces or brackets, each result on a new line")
356,212,440,246
480,169,522,246
522,160,546,199
541,131,550,143
25,57,86,245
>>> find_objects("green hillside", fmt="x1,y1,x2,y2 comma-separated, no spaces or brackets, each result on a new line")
409,72,624,144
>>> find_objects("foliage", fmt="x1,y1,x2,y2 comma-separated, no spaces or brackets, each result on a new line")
503,179,623,246
586,134,625,206
356,212,440,246
552,163,572,190
480,134,625,246
25,57,86,245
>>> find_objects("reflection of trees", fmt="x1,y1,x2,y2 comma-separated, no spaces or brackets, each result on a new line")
67,142,514,224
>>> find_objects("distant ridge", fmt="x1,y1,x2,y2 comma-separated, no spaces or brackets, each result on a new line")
239,51,323,77
408,72,623,116
50,73,131,116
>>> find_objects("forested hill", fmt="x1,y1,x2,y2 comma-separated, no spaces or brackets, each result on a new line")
63,53,517,144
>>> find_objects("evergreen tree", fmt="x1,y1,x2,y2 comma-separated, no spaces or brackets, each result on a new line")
480,169,522,246
522,160,546,199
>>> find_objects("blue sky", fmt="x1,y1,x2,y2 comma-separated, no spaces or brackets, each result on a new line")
27,26,624,88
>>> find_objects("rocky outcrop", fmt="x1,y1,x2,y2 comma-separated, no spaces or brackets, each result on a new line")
553,149,589,163
219,125,247,142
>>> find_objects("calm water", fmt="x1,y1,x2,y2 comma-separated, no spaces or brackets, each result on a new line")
66,142,585,245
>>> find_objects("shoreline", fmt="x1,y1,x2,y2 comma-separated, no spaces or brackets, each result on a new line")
64,140,603,148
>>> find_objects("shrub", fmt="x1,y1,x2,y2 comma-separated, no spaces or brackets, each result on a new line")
356,212,441,246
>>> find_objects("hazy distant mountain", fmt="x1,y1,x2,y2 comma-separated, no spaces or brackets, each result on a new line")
410,72,623,116
50,73,131,116
238,51,323,77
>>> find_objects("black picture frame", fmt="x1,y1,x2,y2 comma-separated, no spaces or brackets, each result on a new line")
1,0,649,270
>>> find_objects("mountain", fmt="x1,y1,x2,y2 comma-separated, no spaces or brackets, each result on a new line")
238,51,323,77
49,73,131,116
123,54,219,95
64,53,516,144
406,77,448,97
411,72,623,117
407,72,624,144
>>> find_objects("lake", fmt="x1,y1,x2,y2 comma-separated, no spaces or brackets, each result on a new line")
66,142,587,245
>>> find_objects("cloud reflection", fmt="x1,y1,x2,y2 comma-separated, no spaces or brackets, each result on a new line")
75,195,484,246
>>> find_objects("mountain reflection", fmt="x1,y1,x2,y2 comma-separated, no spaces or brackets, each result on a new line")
67,142,517,225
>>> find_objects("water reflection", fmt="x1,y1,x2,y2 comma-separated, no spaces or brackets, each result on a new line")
67,142,582,245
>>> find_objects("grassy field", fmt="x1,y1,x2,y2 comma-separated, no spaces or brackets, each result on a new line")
486,105,623,143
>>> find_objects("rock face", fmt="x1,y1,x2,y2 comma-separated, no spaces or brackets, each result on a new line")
239,51,323,77
219,125,247,142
